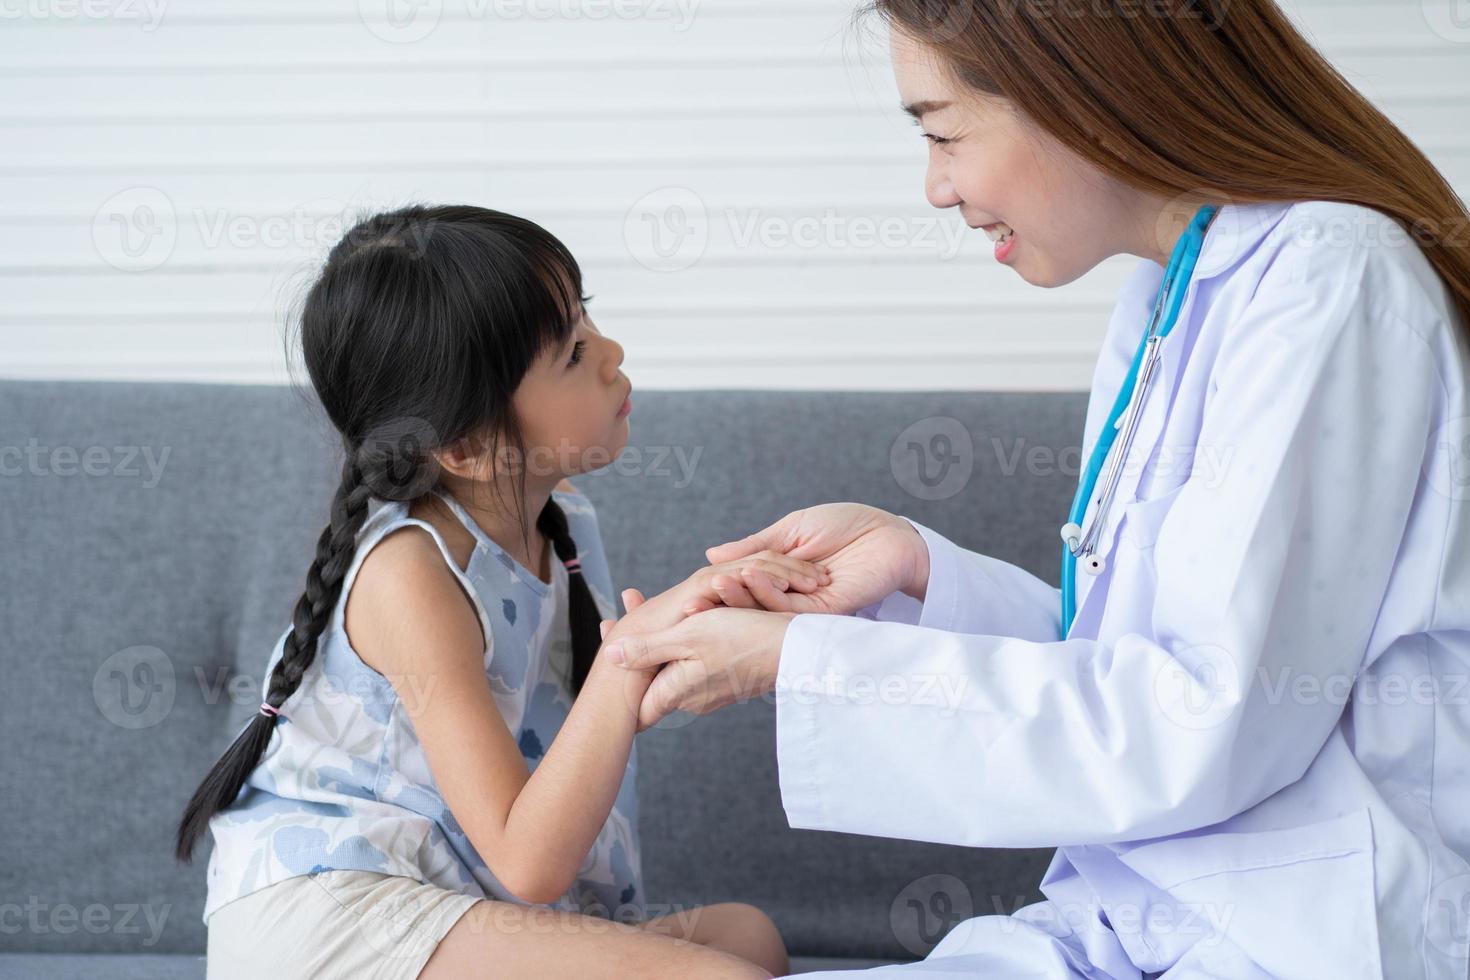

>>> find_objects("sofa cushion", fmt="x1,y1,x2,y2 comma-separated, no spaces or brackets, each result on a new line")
0,381,1085,962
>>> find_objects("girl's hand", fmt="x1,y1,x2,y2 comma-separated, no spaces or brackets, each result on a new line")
599,553,829,648
696,502,930,617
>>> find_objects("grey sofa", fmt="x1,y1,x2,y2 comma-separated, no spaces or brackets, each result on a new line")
0,380,1089,978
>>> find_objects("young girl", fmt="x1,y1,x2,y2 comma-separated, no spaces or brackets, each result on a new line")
174,204,820,979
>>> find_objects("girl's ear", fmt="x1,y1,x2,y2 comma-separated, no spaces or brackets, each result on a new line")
429,437,473,481
432,433,491,481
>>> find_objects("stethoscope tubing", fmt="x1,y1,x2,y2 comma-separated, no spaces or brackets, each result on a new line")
1059,204,1220,636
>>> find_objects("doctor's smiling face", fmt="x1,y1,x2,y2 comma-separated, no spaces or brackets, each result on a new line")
891,29,1176,287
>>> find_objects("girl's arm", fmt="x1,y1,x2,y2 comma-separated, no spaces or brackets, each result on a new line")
347,525,651,905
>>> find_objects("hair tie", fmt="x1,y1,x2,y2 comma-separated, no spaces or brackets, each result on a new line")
258,701,284,719
563,558,581,574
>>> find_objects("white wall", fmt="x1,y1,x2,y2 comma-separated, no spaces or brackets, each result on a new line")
5,0,1468,390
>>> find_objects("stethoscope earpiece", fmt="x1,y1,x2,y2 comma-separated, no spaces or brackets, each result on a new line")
1083,555,1107,576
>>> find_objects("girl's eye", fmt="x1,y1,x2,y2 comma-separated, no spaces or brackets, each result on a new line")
568,340,587,366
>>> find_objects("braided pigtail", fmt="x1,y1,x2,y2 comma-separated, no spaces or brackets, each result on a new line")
175,423,438,863
537,497,602,699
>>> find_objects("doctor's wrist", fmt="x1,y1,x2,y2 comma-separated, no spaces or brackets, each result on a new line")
897,517,930,602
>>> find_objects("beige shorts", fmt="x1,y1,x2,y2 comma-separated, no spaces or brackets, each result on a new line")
206,869,481,980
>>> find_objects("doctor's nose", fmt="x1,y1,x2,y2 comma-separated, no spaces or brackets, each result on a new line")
924,157,962,211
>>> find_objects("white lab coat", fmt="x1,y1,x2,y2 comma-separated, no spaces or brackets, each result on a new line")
776,201,1470,978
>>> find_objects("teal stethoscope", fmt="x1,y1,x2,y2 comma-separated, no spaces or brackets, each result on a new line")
1059,203,1220,635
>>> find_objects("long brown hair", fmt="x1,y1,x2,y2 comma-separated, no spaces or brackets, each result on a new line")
864,0,1470,346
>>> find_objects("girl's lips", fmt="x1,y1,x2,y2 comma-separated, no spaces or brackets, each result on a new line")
616,394,632,418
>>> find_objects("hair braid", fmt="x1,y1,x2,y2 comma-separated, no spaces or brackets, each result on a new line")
537,497,602,699
176,430,435,863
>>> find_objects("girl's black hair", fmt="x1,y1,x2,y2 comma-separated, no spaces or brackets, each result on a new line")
175,204,605,864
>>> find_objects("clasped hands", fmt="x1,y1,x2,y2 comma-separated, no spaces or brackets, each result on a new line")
595,503,930,731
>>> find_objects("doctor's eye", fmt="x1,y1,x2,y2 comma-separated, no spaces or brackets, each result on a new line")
922,132,954,146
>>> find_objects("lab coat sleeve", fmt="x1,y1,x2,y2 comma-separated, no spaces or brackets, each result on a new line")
776,244,1442,848
853,519,1063,643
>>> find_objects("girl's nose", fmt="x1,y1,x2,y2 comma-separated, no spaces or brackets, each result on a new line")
600,334,625,381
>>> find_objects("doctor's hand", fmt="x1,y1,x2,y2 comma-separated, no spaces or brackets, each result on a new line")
600,607,798,731
692,503,929,617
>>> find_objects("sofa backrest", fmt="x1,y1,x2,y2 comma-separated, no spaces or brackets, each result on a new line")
0,381,1086,960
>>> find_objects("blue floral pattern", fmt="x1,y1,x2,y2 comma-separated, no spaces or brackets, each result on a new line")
203,489,642,925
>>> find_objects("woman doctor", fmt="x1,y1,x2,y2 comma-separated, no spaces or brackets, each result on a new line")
601,1,1470,976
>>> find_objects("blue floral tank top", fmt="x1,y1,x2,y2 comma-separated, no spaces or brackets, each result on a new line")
202,487,643,924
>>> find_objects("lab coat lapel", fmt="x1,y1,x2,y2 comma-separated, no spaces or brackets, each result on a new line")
1066,202,1292,641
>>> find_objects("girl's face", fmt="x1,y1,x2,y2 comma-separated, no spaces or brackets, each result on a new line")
510,305,632,478
889,29,1163,286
